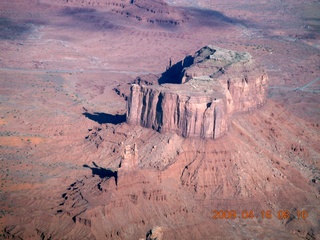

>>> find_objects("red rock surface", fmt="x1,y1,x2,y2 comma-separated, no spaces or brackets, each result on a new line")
127,45,268,139
0,0,319,239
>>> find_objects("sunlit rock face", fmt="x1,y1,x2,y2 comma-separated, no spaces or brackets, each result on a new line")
127,45,268,139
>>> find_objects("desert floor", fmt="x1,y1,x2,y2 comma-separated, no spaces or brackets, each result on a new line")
0,0,319,239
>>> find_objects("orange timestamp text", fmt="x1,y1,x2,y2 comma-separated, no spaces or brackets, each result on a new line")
212,209,308,220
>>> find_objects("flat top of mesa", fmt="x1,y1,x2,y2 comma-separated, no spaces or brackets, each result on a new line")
147,45,261,96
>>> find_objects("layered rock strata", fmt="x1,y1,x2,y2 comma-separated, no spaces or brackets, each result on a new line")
127,45,268,139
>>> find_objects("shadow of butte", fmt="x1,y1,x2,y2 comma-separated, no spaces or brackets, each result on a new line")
83,112,126,124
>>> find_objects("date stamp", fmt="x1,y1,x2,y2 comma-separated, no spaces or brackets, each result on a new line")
212,210,309,220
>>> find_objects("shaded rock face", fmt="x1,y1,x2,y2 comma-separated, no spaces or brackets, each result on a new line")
127,84,227,139
127,45,268,139
146,226,163,240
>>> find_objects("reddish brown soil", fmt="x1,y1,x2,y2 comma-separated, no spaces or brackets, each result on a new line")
0,0,319,239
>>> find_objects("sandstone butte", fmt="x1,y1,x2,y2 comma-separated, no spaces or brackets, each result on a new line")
127,45,269,139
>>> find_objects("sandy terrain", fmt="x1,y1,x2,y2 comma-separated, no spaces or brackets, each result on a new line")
0,0,319,239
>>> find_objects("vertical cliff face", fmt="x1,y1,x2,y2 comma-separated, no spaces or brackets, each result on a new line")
127,84,228,139
180,46,269,114
127,45,268,139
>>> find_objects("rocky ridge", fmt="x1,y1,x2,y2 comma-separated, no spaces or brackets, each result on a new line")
40,0,187,27
127,45,268,139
